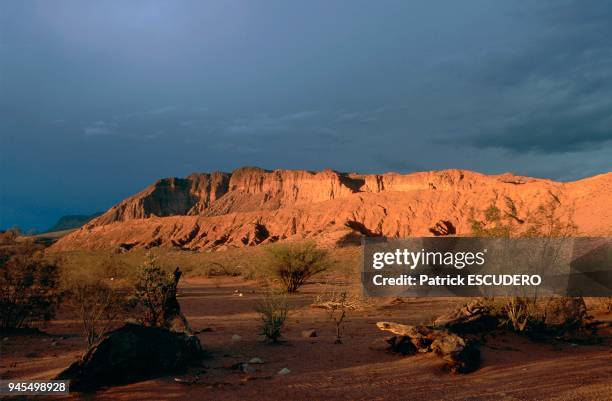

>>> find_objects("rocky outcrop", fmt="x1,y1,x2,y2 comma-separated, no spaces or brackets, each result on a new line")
56,324,203,391
51,168,612,251
92,172,231,225
376,321,480,373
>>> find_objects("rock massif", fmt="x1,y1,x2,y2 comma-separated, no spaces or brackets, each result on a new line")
52,167,612,251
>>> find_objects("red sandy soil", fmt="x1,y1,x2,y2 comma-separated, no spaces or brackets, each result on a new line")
1,277,611,401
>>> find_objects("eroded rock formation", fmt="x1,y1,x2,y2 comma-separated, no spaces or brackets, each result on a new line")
51,167,612,251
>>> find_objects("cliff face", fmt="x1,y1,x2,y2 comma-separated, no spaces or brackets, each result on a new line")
92,172,231,225
52,168,612,251
90,167,362,225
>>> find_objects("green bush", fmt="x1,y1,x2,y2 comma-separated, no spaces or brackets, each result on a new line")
0,232,60,331
133,253,175,327
267,242,331,293
255,291,289,343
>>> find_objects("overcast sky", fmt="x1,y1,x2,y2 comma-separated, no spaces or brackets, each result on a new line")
1,0,611,231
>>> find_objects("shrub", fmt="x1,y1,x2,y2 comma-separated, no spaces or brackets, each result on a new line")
472,195,589,338
267,242,331,293
326,291,349,344
65,280,127,346
469,193,577,239
482,296,591,336
313,289,361,343
133,252,175,327
0,234,60,331
206,262,241,277
255,291,289,343
502,297,537,332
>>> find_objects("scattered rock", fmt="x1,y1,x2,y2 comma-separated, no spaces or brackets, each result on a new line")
431,331,480,373
174,375,200,385
56,323,203,391
430,332,465,355
230,362,252,373
249,357,264,364
301,329,317,338
440,341,480,374
376,321,479,373
278,368,291,375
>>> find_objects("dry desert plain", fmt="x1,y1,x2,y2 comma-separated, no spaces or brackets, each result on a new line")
1,272,611,401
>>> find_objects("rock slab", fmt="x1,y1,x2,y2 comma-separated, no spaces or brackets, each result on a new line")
56,323,203,391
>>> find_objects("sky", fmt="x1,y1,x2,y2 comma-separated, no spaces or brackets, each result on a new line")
1,0,611,231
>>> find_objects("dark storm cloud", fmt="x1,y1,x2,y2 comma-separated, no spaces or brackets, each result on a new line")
463,0,612,153
471,107,612,153
0,0,611,230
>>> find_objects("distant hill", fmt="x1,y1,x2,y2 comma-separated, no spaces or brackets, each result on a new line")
50,167,612,252
47,213,102,232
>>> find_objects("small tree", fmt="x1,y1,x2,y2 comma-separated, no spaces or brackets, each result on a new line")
255,291,289,343
0,233,60,332
65,281,126,346
469,197,522,238
314,289,360,344
267,242,331,293
133,252,175,327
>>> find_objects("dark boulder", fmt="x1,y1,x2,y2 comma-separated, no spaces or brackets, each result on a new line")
376,321,480,373
369,335,418,355
431,332,480,373
388,335,418,355
56,323,203,391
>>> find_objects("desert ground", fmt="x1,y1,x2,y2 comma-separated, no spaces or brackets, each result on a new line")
2,272,611,401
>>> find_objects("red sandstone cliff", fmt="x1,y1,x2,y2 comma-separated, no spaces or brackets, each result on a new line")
51,167,612,251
